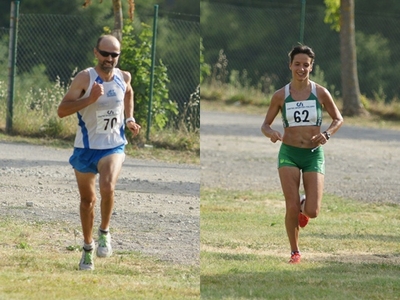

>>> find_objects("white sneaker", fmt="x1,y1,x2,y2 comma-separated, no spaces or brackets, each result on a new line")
97,229,113,257
300,194,306,212
79,245,95,271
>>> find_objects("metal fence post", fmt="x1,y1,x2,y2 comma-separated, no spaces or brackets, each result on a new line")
6,0,20,134
299,0,306,44
146,4,159,142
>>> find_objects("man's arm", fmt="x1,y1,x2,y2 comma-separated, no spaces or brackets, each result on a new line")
57,71,103,118
123,71,134,120
122,71,141,136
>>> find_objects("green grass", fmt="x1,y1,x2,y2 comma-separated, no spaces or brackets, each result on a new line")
0,218,199,300
201,82,272,107
201,188,400,299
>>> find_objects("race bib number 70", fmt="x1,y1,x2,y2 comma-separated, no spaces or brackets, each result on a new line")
96,109,121,134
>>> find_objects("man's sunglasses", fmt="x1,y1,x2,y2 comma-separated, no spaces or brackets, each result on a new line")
96,48,120,58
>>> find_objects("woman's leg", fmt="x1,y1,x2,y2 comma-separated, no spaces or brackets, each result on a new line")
302,172,324,218
278,166,301,252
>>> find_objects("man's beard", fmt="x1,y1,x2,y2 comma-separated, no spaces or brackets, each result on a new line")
100,61,115,73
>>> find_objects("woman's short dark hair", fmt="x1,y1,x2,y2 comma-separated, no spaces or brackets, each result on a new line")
288,45,315,63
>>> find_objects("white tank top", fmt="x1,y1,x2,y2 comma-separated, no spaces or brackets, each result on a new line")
73,67,128,149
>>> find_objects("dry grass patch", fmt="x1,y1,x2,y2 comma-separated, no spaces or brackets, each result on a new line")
0,218,199,300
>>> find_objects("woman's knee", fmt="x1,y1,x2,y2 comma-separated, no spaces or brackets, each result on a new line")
286,201,301,216
305,207,320,219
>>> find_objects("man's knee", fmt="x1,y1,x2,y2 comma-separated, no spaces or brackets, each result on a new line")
100,181,115,196
80,196,96,210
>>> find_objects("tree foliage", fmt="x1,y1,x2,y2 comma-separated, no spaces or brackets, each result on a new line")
83,0,135,21
82,0,136,41
202,0,400,102
115,22,178,130
324,0,340,32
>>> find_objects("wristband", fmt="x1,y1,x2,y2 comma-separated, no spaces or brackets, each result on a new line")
323,131,331,140
125,117,136,124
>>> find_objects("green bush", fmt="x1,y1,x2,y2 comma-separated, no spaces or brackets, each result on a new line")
114,22,178,130
0,62,76,138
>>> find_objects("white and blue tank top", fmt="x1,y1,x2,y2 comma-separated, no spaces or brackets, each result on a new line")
73,67,127,149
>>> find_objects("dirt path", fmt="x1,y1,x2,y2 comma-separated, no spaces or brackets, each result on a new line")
201,110,400,203
0,142,200,265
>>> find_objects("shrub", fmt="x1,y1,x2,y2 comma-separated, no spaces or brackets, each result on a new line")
114,22,178,131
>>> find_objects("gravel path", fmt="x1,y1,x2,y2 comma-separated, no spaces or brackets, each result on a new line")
0,142,200,265
201,110,400,203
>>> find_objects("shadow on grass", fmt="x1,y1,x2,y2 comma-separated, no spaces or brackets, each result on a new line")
200,252,400,299
303,232,400,243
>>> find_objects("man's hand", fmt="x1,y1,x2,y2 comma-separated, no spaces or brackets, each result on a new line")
126,121,141,136
89,82,104,103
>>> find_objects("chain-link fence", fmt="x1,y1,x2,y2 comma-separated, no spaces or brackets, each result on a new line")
0,5,199,136
201,2,400,103
156,16,200,131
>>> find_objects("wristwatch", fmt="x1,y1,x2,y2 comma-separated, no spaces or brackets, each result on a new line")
323,131,331,140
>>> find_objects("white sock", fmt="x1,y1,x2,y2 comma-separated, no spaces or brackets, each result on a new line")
83,240,94,251
99,228,109,234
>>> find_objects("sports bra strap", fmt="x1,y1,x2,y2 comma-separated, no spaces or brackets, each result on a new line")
310,81,317,96
284,81,316,99
284,83,290,99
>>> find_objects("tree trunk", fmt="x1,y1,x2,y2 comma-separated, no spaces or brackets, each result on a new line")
340,0,365,116
112,0,123,42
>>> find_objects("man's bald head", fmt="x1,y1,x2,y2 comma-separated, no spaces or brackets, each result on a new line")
96,35,121,50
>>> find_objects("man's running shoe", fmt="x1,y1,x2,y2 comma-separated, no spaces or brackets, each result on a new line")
299,195,309,228
289,251,301,264
97,229,113,258
79,245,95,271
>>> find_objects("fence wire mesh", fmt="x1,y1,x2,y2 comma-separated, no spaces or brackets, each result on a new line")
156,17,200,130
0,8,199,135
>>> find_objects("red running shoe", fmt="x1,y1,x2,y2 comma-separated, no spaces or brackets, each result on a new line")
299,195,309,228
289,251,301,264
299,212,309,228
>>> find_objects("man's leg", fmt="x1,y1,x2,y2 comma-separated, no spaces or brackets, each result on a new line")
74,170,97,244
74,170,97,270
96,153,125,257
97,153,125,231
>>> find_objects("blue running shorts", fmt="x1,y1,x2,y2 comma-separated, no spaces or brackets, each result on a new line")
69,144,125,174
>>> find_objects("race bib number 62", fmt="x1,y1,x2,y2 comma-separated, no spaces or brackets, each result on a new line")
285,100,318,127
